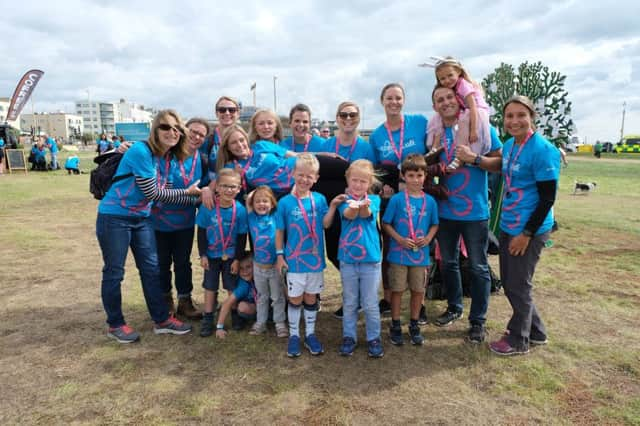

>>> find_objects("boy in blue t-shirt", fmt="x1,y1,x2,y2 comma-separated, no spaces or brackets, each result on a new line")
215,252,257,338
196,169,248,337
276,153,329,357
382,154,439,346
65,155,80,174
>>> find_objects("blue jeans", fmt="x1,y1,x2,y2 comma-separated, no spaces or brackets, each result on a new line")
155,227,195,298
340,262,382,342
436,219,490,325
96,213,169,327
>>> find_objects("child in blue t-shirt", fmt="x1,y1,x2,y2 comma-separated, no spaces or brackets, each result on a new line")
323,159,384,358
247,185,288,337
65,155,80,174
215,252,257,338
196,169,248,337
276,153,329,357
382,154,439,346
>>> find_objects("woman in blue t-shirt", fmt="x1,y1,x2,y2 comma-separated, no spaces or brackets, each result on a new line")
369,83,429,314
96,110,201,344
489,96,560,357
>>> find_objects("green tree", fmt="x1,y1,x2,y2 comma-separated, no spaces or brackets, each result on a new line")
482,61,574,146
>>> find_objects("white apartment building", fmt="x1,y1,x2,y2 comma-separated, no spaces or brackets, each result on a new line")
117,99,154,123
75,101,118,135
0,97,22,129
21,112,84,140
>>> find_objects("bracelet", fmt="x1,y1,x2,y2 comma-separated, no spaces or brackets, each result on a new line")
216,324,225,330
276,250,284,255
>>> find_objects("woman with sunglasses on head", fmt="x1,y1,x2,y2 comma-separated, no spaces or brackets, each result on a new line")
200,96,241,207
96,110,202,344
369,83,429,317
150,117,210,321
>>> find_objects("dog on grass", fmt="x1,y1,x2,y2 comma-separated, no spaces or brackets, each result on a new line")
573,180,597,195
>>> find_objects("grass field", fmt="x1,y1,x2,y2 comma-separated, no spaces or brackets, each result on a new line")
1,150,639,425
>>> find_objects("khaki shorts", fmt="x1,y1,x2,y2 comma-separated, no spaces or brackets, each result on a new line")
388,263,426,293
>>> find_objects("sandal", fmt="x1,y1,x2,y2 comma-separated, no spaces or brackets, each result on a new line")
249,322,267,335
275,322,289,338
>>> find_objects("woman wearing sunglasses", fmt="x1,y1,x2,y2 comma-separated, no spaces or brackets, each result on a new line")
326,102,375,163
96,110,202,344
200,96,241,207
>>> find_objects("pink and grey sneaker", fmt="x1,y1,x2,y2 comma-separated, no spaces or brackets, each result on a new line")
107,324,140,343
489,336,529,356
154,316,192,335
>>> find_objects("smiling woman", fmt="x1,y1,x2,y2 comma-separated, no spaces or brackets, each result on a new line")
96,110,202,344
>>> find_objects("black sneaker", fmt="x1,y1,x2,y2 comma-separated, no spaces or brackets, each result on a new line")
409,325,424,346
379,299,391,315
468,323,485,344
418,305,428,325
333,306,344,319
389,324,404,346
435,309,463,327
530,333,548,346
200,316,214,337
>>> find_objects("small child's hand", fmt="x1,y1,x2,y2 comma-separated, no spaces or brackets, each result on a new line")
415,236,428,248
200,256,209,270
469,130,478,144
216,329,227,339
398,237,415,249
230,259,239,274
331,194,347,207
346,199,360,210
359,198,371,209
276,255,288,274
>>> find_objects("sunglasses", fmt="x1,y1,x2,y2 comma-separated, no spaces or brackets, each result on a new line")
158,124,184,135
338,112,359,119
217,107,238,114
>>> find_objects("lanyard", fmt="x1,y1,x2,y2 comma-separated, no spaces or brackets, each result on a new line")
234,150,253,191
215,200,236,255
214,128,221,149
156,154,171,190
384,116,405,162
295,134,311,152
504,130,533,191
179,150,199,187
294,191,317,241
335,136,357,162
404,191,427,240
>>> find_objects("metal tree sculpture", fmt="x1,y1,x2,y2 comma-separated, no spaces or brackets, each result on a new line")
482,61,574,146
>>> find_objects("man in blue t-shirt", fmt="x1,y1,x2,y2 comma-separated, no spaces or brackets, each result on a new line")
430,86,503,344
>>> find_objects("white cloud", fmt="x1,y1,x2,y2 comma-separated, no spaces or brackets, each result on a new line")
1,0,639,141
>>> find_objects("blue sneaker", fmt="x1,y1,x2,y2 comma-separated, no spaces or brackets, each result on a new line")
409,325,424,346
389,324,404,346
287,335,302,358
107,324,140,344
367,338,384,358
304,333,324,356
339,336,356,356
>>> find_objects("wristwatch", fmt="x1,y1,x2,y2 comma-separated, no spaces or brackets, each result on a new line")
473,155,482,166
216,324,225,330
522,229,534,238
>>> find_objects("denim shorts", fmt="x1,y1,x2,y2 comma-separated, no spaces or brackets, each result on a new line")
202,257,237,292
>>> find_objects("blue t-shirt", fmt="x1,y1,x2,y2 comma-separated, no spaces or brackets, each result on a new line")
438,126,503,221
203,129,222,185
151,151,202,231
46,137,58,153
369,114,428,166
280,135,326,153
227,141,297,193
35,146,47,161
248,211,277,265
113,140,121,149
500,132,560,236
98,141,158,217
97,139,111,154
196,200,248,259
325,136,375,163
233,278,256,304
382,191,438,266
64,156,79,169
276,192,328,273
337,194,382,263
0,138,5,148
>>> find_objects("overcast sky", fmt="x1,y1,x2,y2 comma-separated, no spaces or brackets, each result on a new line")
1,0,638,142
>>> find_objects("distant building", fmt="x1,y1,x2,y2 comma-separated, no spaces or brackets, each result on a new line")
117,99,155,123
239,105,259,122
21,112,84,140
0,97,22,129
75,99,155,135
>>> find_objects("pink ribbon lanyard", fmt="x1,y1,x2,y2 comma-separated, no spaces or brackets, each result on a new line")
504,130,533,192
234,150,253,191
404,191,426,241
294,191,317,242
384,117,405,162
214,128,221,150
215,200,236,255
156,154,171,190
335,137,357,162
179,151,199,187
295,134,311,152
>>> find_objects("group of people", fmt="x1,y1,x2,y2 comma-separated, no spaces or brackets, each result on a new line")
28,135,60,171
96,57,560,359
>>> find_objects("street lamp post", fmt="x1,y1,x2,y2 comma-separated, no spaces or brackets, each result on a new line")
273,76,277,113
620,101,626,143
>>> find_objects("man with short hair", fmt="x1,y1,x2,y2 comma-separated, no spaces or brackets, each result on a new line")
430,86,502,343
